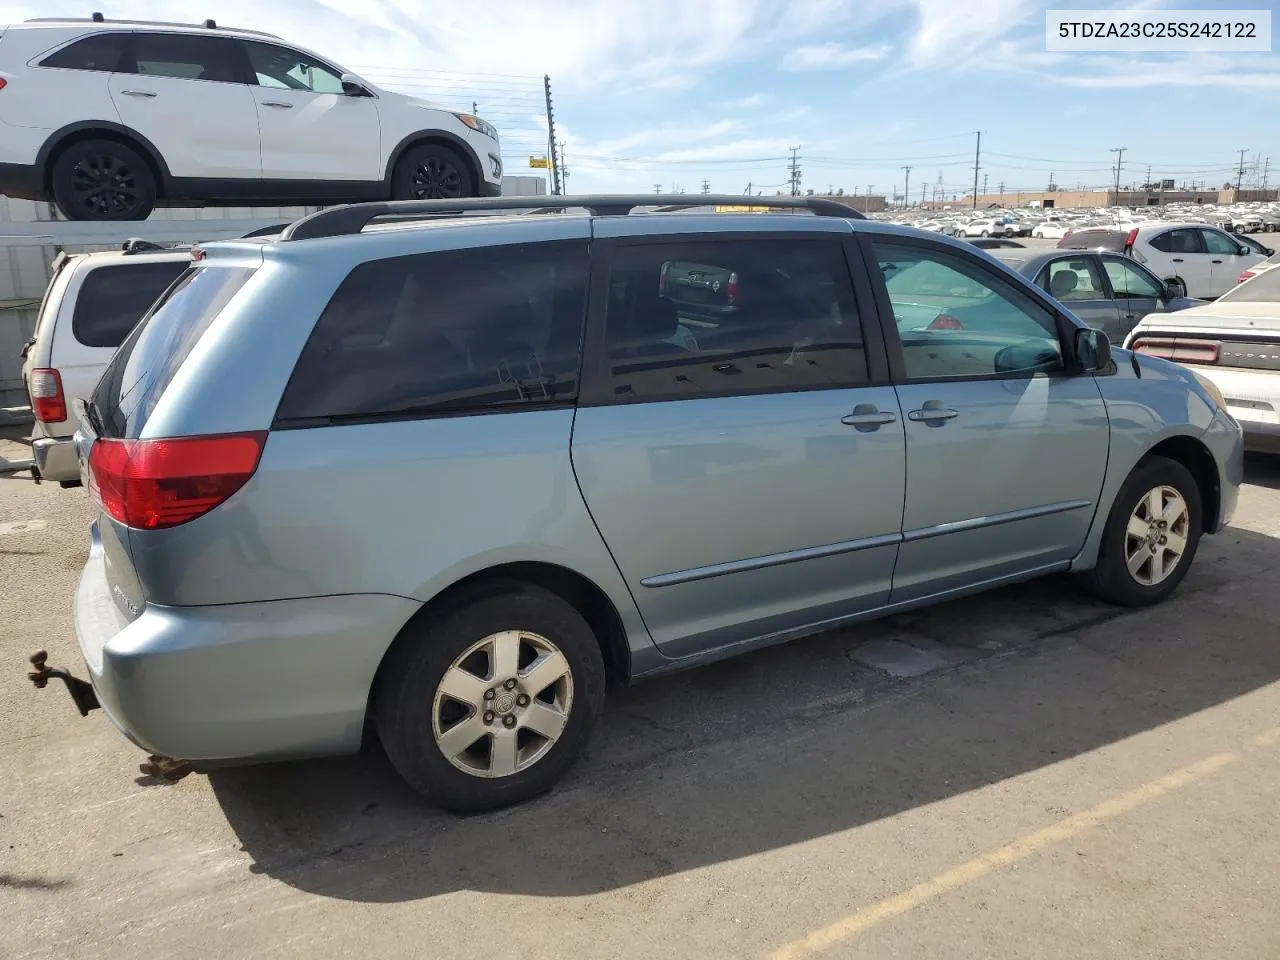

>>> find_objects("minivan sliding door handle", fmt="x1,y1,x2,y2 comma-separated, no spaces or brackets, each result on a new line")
907,402,959,424
841,406,897,430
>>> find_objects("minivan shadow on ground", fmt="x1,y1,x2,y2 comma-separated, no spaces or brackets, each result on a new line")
209,518,1280,904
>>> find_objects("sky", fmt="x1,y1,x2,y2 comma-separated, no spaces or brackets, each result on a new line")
3,0,1278,201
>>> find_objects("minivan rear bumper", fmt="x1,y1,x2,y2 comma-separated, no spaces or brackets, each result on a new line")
75,526,420,762
32,435,78,483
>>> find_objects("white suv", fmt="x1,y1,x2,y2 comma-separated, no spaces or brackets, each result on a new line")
1128,223,1269,300
0,16,502,220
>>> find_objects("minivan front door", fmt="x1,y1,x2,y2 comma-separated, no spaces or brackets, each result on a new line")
572,230,905,658
866,237,1109,603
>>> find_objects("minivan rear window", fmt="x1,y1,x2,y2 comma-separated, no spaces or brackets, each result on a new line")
91,266,256,438
274,240,589,426
72,260,189,348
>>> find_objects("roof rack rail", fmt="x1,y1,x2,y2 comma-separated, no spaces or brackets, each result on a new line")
280,194,866,242
25,15,280,38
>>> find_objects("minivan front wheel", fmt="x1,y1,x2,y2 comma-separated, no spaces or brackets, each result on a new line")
374,582,605,811
1081,455,1202,606
51,139,156,221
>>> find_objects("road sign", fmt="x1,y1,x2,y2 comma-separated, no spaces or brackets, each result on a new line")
529,156,549,169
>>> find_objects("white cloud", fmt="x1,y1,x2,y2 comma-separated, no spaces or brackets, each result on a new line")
781,42,893,71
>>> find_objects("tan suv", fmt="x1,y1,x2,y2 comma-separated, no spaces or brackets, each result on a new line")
21,243,188,483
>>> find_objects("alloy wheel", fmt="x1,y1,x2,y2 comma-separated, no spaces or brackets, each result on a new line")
410,157,463,199
70,153,142,218
1124,485,1190,586
431,630,574,778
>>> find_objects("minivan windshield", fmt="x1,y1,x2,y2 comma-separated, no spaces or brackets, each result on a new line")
91,265,256,438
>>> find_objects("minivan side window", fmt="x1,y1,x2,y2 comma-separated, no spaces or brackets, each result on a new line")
71,260,189,348
274,241,589,425
121,34,245,83
872,240,1064,380
39,33,127,72
602,239,866,402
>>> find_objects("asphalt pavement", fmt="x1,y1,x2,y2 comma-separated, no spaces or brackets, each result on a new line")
3,455,1280,960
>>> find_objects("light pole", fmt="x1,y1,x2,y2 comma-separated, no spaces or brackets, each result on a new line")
1109,146,1126,205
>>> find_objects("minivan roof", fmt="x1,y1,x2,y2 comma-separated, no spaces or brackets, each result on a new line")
18,16,280,41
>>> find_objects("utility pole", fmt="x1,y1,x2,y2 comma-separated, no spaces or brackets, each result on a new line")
559,141,568,193
982,173,988,198
921,182,927,207
1263,157,1271,190
1145,164,1152,190
1236,148,1249,193
998,180,1005,202
788,146,802,196
700,180,710,195
543,75,562,195
653,183,662,195
472,100,478,114
1109,146,1126,205
901,165,912,209
972,130,981,210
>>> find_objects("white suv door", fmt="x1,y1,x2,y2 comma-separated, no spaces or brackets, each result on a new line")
107,32,261,179
240,40,381,181
1144,226,1213,298
1199,226,1265,298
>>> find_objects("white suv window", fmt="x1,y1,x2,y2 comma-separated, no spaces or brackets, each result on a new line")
243,41,345,93
124,33,244,83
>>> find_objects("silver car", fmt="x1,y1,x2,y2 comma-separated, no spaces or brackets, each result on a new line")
46,196,1243,811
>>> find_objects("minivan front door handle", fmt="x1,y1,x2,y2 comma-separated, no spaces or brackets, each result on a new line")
907,402,959,424
261,101,294,109
120,89,157,98
841,405,898,431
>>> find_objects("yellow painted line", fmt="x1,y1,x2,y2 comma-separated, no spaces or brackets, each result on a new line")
769,727,1280,960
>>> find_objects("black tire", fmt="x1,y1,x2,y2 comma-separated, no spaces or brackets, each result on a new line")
1080,455,1202,607
390,143,476,201
980,229,989,237
50,138,156,221
1234,224,1246,235
373,581,605,811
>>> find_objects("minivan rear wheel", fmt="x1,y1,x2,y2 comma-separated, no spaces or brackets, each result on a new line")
51,139,156,221
1080,455,1202,607
374,582,605,811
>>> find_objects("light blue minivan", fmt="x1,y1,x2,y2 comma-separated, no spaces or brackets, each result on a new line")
48,195,1241,810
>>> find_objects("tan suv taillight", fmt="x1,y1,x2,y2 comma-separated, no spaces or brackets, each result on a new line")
28,368,67,423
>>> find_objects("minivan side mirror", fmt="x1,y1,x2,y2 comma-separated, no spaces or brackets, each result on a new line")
340,74,373,97
1074,327,1112,374
1163,277,1187,300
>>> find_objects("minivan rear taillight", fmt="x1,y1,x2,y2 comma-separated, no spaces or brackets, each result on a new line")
0,78,8,92
88,432,267,530
28,368,67,423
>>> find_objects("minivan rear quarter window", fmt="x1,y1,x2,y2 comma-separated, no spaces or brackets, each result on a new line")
274,241,589,426
92,266,257,438
72,260,189,348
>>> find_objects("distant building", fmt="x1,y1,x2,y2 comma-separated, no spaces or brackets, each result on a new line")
961,186,1279,210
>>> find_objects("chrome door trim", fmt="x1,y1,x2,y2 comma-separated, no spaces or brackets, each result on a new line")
902,498,1093,543
640,531,904,588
